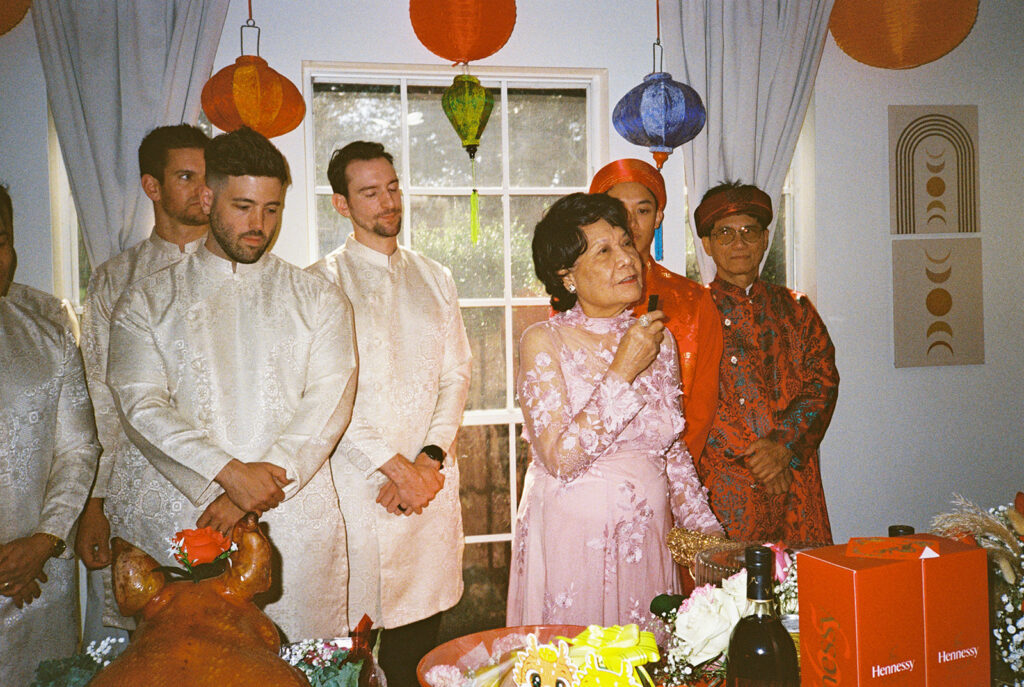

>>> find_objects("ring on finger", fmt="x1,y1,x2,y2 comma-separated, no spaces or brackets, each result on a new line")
638,314,651,328
398,505,407,512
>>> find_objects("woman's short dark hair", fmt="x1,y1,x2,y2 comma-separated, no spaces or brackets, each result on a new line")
532,192,629,312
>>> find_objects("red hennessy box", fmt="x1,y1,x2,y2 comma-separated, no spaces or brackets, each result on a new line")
796,536,989,686
912,533,989,685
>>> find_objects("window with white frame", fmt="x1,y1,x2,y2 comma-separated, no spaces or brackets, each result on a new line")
305,62,606,638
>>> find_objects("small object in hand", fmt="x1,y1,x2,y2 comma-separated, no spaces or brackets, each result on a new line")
647,294,659,312
638,314,651,328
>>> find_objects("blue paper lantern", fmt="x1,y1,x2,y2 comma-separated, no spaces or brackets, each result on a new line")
612,71,706,170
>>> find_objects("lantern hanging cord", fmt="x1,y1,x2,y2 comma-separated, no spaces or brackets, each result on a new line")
241,0,261,56
651,0,663,73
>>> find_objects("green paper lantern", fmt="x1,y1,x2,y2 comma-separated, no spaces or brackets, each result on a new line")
442,74,493,243
441,74,493,159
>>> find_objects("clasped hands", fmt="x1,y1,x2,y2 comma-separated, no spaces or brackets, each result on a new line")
376,452,444,517
0,533,58,608
740,438,795,494
200,459,292,534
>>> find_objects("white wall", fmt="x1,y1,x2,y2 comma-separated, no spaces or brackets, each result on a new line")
812,0,1024,540
1,0,1021,542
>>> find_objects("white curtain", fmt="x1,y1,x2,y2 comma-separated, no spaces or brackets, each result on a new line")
678,0,834,282
32,0,229,267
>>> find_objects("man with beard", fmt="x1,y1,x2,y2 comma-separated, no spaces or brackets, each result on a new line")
307,141,471,684
74,124,210,641
1,183,100,686
108,127,358,640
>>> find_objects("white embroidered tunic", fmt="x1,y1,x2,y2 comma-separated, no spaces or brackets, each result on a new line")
7,282,79,340
80,232,204,629
108,245,358,640
1,298,99,686
307,235,471,629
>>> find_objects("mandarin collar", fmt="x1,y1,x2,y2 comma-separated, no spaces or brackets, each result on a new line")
344,234,404,271
147,231,205,256
713,275,764,300
558,302,634,335
195,241,268,276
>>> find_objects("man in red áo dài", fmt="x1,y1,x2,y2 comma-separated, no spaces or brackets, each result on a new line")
695,181,838,544
590,159,723,462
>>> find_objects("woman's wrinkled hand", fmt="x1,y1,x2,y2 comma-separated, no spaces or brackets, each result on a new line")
609,310,666,384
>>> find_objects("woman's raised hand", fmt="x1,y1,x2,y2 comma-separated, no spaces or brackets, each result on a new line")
608,310,666,384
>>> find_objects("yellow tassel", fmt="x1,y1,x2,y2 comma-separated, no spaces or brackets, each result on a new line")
470,189,480,244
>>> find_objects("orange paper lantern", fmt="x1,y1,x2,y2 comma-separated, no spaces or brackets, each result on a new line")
410,0,516,64
829,0,978,70
201,55,306,138
0,0,30,36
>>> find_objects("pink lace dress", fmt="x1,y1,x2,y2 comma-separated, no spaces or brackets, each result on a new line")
507,305,721,627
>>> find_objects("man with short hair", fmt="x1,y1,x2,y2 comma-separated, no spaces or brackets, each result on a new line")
694,181,838,543
1,183,100,686
108,127,358,640
308,140,471,685
74,124,211,638
590,159,723,461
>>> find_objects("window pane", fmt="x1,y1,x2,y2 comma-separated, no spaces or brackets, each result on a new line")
437,542,510,642
462,307,505,410
511,305,550,404
312,83,401,187
507,88,587,187
761,195,788,286
453,424,510,537
314,194,352,261
515,424,529,508
510,195,562,297
410,195,503,299
408,84,503,188
77,223,90,306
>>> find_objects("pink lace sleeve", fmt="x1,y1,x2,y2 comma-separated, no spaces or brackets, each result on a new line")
517,324,644,483
666,439,724,534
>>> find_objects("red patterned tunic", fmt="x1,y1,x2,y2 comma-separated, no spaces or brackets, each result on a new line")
696,277,838,544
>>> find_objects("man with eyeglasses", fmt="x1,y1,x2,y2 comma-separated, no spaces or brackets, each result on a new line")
694,181,838,544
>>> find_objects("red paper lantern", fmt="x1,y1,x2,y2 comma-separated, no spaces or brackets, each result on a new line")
410,0,516,64
201,55,306,138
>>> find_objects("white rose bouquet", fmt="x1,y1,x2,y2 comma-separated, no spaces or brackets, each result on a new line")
653,569,750,685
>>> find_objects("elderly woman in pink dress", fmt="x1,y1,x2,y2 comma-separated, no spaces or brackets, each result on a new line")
507,193,723,627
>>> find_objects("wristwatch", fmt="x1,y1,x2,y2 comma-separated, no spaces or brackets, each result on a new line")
420,444,446,466
38,532,66,557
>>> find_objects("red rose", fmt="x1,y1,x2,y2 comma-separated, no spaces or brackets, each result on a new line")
173,527,232,566
1014,491,1024,516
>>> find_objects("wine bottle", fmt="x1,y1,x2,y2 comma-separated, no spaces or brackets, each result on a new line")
725,545,799,687
888,524,915,536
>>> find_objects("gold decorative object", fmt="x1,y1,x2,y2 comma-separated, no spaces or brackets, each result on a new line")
666,527,727,567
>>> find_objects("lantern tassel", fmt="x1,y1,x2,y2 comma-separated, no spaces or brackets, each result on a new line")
470,189,480,244
654,223,663,261
470,155,481,244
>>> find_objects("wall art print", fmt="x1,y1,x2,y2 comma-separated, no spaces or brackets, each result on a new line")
892,237,984,368
889,105,978,235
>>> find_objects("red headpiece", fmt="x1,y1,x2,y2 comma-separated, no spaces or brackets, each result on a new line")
589,159,667,210
693,185,773,238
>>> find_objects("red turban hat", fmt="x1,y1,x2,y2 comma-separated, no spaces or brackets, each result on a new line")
693,184,773,238
589,159,667,210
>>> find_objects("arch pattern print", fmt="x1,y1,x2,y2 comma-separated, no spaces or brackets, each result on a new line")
889,105,979,235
